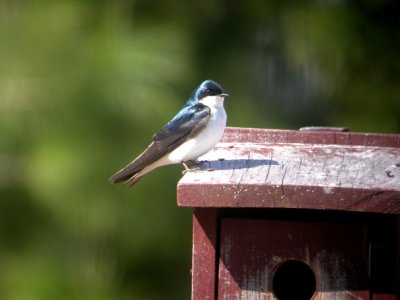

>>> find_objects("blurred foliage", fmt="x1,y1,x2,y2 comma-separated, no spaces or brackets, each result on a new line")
0,0,399,299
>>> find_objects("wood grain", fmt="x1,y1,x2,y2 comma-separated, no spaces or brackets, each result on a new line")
218,218,370,300
178,127,400,213
221,127,400,147
191,208,218,300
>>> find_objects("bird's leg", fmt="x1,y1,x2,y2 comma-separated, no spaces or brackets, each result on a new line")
182,160,202,174
182,162,191,172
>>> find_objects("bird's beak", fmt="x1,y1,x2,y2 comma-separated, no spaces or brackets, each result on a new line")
219,93,229,97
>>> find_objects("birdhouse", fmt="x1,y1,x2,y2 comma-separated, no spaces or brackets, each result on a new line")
177,127,400,300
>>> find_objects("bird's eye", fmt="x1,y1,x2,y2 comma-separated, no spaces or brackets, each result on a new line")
205,89,211,94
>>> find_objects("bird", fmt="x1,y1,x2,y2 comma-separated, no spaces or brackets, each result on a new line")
109,80,228,186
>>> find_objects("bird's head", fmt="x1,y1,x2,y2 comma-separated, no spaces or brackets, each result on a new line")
186,80,228,109
196,80,228,101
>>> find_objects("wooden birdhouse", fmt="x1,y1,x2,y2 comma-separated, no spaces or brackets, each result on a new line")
177,127,400,300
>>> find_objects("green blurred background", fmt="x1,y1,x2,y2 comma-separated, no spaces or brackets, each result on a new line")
0,0,399,299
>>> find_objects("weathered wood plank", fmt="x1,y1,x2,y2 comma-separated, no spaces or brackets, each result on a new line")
191,208,218,300
218,218,369,299
221,127,400,147
178,128,400,213
397,216,400,300
372,294,397,299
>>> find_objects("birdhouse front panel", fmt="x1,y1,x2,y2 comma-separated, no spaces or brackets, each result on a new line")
218,218,369,299
178,127,400,300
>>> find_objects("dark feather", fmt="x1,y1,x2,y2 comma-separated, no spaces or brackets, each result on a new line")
109,103,210,184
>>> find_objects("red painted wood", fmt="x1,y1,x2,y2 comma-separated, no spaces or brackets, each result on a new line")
191,208,218,300
177,127,400,213
372,295,397,300
221,127,400,147
397,216,400,299
218,218,370,299
180,128,400,300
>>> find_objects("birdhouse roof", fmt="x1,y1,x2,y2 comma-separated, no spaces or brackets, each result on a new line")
177,127,400,214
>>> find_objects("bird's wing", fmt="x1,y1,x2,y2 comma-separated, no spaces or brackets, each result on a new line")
109,103,210,183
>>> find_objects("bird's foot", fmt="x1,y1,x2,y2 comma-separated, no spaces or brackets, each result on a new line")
182,160,203,174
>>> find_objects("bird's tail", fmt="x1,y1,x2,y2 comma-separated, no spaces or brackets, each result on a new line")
110,158,163,187
125,172,145,187
109,168,144,186
110,170,132,184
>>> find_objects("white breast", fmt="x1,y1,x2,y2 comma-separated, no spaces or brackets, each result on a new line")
167,95,227,163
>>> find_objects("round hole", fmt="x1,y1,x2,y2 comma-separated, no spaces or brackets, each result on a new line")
272,260,316,300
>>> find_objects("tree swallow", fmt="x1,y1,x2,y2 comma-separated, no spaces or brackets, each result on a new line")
110,80,228,186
